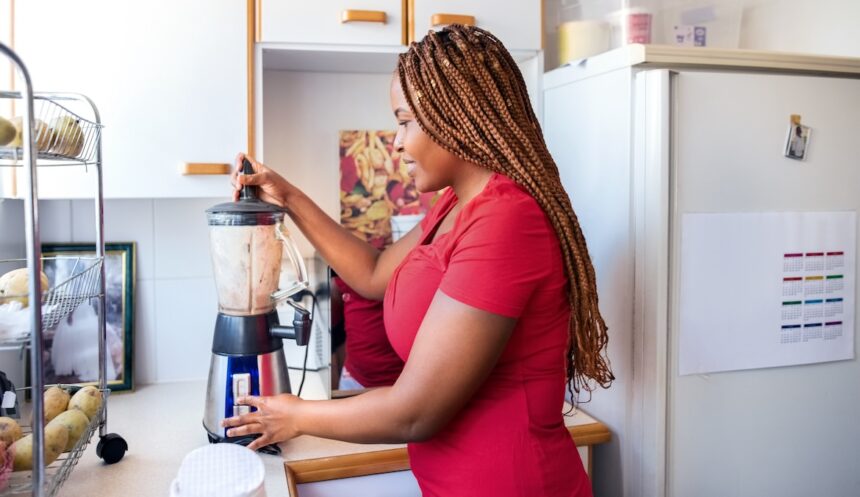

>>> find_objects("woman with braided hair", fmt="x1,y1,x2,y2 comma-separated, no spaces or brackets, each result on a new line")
223,24,612,496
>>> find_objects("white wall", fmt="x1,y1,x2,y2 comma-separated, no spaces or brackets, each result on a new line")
262,69,398,257
740,0,860,57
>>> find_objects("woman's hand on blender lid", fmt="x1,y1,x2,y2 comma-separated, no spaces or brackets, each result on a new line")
231,153,291,208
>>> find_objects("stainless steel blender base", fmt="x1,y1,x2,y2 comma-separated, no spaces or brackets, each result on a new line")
203,350,291,445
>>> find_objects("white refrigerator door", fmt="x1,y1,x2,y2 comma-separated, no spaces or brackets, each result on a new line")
666,71,860,497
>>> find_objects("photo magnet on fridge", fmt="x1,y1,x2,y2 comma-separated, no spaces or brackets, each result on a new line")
785,122,811,161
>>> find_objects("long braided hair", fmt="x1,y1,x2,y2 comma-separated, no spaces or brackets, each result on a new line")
397,25,614,399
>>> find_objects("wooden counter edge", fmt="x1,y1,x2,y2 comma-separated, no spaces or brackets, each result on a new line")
283,421,611,492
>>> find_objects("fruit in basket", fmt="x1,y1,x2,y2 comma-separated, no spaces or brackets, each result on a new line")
68,386,101,421
9,117,56,152
0,417,22,446
43,386,71,423
0,268,49,307
47,409,89,452
0,116,16,146
50,115,85,157
10,422,68,471
0,440,10,490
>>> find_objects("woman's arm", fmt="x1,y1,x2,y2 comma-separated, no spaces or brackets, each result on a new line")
232,153,420,299
222,290,515,449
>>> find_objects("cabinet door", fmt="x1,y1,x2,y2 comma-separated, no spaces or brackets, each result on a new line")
12,0,246,199
261,0,404,46
412,0,541,51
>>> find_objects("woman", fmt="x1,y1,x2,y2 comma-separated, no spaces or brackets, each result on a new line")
331,274,404,389
223,25,613,496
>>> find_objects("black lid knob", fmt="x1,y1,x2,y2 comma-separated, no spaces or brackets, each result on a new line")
239,158,257,201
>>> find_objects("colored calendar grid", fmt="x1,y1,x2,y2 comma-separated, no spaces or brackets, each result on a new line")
781,301,802,320
780,324,802,344
804,252,825,271
782,277,803,297
825,298,844,317
804,276,825,296
802,323,823,341
826,251,845,270
824,321,843,340
803,299,824,321
783,253,803,272
825,275,844,294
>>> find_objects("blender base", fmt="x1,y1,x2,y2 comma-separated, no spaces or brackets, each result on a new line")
204,424,282,456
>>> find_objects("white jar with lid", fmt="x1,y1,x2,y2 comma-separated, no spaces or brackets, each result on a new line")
169,444,266,497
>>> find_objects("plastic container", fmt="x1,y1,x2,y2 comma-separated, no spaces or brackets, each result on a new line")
549,0,743,67
656,0,743,49
558,20,612,64
170,444,266,497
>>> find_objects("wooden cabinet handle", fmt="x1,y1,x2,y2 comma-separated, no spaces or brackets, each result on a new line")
431,13,476,27
181,163,231,175
341,10,387,24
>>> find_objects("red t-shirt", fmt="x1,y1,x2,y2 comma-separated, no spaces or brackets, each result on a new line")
333,277,404,388
384,173,592,497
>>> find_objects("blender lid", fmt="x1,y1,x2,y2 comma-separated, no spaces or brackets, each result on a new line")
207,158,286,226
206,198,285,226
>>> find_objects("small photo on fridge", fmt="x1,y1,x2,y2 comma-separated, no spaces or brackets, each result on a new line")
785,123,811,160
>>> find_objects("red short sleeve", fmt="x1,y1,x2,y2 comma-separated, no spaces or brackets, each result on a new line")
439,186,558,319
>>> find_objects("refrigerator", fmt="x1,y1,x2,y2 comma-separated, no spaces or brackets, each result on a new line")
542,46,860,497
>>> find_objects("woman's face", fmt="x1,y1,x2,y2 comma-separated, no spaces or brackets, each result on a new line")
390,74,463,193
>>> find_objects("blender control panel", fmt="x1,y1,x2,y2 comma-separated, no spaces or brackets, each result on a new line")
232,373,252,416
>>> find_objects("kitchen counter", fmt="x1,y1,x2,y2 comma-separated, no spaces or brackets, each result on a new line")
55,372,328,497
56,375,609,497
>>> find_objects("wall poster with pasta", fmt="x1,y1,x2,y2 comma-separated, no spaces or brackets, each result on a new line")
339,130,441,249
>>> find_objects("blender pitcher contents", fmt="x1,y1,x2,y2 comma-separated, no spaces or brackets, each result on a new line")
209,225,283,316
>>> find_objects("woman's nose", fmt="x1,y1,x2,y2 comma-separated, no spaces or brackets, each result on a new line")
393,131,405,153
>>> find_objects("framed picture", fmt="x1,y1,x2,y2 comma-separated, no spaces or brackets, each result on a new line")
38,242,135,392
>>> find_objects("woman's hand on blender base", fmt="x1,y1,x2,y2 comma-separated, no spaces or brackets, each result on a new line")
231,153,292,208
221,394,302,451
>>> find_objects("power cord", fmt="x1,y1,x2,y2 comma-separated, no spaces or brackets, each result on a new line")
295,291,318,398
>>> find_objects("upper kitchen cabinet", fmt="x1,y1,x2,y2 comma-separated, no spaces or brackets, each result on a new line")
11,0,247,199
411,0,542,51
259,1,405,46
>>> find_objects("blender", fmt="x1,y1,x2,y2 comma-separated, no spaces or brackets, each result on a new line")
203,159,312,453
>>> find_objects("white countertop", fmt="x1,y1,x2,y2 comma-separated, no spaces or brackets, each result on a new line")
56,371,328,497
55,373,602,497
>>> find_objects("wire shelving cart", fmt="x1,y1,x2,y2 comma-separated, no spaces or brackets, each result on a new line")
0,42,127,497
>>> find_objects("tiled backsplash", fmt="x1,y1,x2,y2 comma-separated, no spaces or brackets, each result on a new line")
39,197,221,385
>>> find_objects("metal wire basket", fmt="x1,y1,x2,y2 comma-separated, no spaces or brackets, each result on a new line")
0,92,103,164
0,387,108,497
0,257,103,346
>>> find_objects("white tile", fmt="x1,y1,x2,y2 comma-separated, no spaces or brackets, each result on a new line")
38,199,73,243
154,278,218,382
71,199,156,281
0,199,25,260
153,198,218,280
134,279,157,385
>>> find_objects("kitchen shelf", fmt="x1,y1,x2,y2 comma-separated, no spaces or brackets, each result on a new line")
0,41,126,497
0,256,104,347
0,91,103,167
0,388,108,496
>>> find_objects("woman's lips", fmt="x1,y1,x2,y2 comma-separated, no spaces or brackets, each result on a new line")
403,160,416,176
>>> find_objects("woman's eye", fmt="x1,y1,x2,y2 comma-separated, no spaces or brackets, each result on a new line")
398,121,409,127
